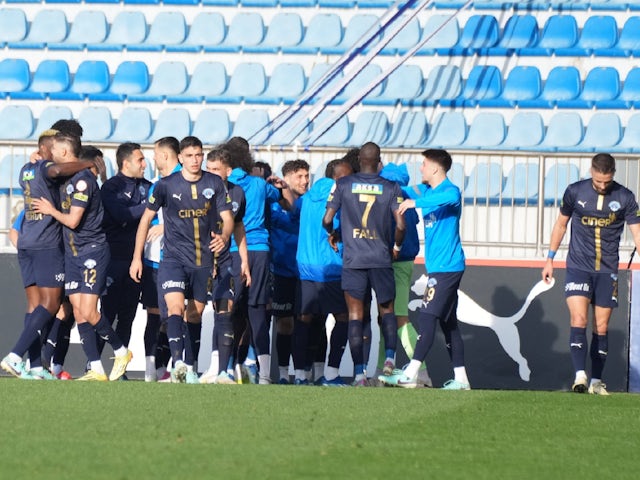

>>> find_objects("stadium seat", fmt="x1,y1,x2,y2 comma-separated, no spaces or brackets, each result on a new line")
215,13,264,53
129,61,188,102
409,65,462,107
611,17,640,57
558,67,620,108
167,61,227,103
201,0,239,5
451,14,499,55
192,109,231,145
384,111,428,148
448,162,466,192
0,8,28,46
600,67,640,109
0,105,33,139
245,63,306,105
283,13,342,54
310,111,351,147
11,60,70,100
8,9,68,49
480,66,541,108
280,0,316,7
167,12,225,53
110,107,152,143
88,11,147,51
568,15,619,56
334,64,384,104
89,61,149,101
357,0,393,6
416,14,460,55
232,109,270,145
463,162,504,204
50,60,109,101
502,163,539,204
575,112,622,152
318,0,355,7
305,63,345,104
49,11,107,50
519,66,580,108
268,110,310,146
491,15,538,55
30,106,73,140
129,12,187,51
461,112,505,149
0,58,30,97
367,64,423,106
0,153,26,195
543,163,580,204
242,0,278,6
499,112,544,151
425,111,467,148
379,16,421,55
221,63,267,103
79,106,113,142
539,112,584,152
151,108,191,141
321,14,379,55
519,15,578,56
460,65,502,107
349,111,389,145
245,12,303,53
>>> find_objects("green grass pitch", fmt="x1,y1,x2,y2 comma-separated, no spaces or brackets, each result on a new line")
1,380,638,480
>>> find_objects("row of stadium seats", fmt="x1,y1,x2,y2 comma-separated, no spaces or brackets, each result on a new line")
2,105,639,152
1,9,639,56
3,58,640,109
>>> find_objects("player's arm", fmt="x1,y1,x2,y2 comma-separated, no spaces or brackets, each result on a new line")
542,212,570,283
391,209,406,261
101,181,147,223
210,209,234,254
46,161,94,179
628,223,640,258
268,176,293,211
130,208,157,283
233,221,252,287
323,206,340,252
31,198,85,229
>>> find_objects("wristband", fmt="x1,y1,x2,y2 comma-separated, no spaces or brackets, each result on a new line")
393,243,402,252
547,250,556,260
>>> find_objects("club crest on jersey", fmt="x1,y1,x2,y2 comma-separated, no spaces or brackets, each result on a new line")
22,169,35,181
75,179,88,192
608,201,621,212
66,184,74,195
427,277,438,288
84,259,97,269
352,183,382,195
203,188,214,199
232,201,239,213
139,185,147,195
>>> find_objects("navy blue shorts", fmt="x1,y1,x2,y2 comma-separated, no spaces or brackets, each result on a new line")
65,245,110,296
141,264,159,309
565,268,618,308
212,255,234,302
232,250,271,307
418,271,464,320
271,274,298,317
18,247,65,289
158,260,212,304
342,267,395,305
299,279,347,316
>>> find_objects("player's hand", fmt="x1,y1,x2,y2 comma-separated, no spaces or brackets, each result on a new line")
146,224,164,242
129,258,143,283
398,199,416,215
542,261,554,284
392,249,400,261
267,175,288,190
31,197,55,216
209,232,228,253
29,150,42,164
241,261,252,287
327,231,340,252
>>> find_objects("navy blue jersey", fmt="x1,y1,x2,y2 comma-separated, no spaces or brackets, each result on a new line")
60,169,106,257
213,180,246,266
326,172,403,269
147,170,231,268
18,160,62,250
101,172,152,260
560,179,640,273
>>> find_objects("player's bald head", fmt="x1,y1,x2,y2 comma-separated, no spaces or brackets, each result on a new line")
359,142,381,171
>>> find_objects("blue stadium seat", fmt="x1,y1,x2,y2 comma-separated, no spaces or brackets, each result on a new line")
543,163,580,204
280,0,316,6
519,66,580,108
491,15,538,55
383,111,428,148
88,11,147,51
310,111,351,147
192,109,231,145
425,111,467,148
409,65,461,107
0,105,33,139
612,113,640,153
245,12,303,53
305,63,344,104
357,0,393,6
129,12,186,51
79,107,113,142
569,15,619,56
164,0,200,4
0,153,26,195
334,64,384,104
241,0,278,6
575,112,622,152
368,64,423,106
379,16,421,55
500,112,544,151
463,162,504,204
167,12,225,53
129,61,188,102
321,14,379,55
268,110,310,146
539,112,584,152
348,111,389,146
151,108,191,142
416,14,460,56
559,67,620,108
318,0,356,7
448,162,466,192
0,8,27,46
502,163,539,204
599,67,640,109
451,15,499,55
461,112,505,149
8,9,67,49
480,66,541,108
611,17,640,57
0,59,30,97
49,11,107,50
460,65,502,107
110,107,152,143
221,63,267,103
30,106,73,140
519,15,578,56
216,13,264,53
245,63,306,105
201,0,239,5
283,13,342,54
51,60,109,101
11,60,70,100
90,61,149,101
232,109,270,145
167,62,227,103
